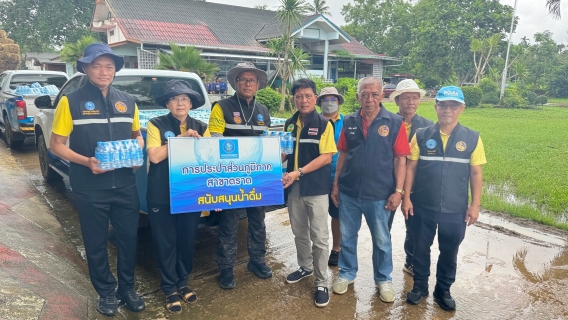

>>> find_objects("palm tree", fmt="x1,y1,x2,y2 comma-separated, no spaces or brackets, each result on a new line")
307,0,331,16
546,0,561,19
155,43,219,81
276,0,309,112
59,35,97,66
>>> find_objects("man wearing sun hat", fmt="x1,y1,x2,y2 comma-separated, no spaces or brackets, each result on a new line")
49,42,145,316
316,87,345,267
208,62,273,289
402,86,486,311
388,79,434,276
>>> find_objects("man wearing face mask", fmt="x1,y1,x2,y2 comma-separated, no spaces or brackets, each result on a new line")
316,87,345,267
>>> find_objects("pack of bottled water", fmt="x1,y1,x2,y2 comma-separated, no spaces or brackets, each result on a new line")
262,130,294,154
94,139,144,170
15,83,60,96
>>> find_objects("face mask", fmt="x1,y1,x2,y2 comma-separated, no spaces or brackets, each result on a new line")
321,100,339,114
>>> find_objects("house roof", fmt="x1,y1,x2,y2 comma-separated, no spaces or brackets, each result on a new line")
24,52,64,64
103,0,392,60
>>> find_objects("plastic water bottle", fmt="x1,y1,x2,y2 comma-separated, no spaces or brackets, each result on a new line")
122,140,133,167
110,141,122,169
131,140,144,166
262,130,269,136
95,142,112,170
282,132,293,154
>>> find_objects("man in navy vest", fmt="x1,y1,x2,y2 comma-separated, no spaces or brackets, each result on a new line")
402,86,486,311
388,79,434,276
331,77,410,303
49,43,145,316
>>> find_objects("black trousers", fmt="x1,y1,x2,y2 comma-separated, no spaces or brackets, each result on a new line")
411,207,467,291
73,184,140,297
147,202,200,295
389,210,415,265
215,206,266,270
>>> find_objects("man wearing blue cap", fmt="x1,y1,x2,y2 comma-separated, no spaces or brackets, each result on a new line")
50,42,145,316
402,86,486,311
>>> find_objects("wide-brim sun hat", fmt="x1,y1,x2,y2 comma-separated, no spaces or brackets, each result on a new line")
389,79,426,101
435,86,465,105
316,86,345,106
155,79,205,109
76,42,125,74
226,62,268,90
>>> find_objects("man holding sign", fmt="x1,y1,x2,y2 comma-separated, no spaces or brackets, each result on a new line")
282,78,337,308
208,62,272,289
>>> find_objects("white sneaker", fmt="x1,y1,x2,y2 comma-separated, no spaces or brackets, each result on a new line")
377,281,395,303
332,277,354,295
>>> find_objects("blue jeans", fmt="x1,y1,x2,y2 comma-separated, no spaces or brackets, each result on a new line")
338,192,393,284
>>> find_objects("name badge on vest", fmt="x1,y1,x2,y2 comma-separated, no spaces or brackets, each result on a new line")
81,101,100,116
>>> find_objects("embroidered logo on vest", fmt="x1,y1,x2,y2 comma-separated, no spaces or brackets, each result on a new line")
308,128,318,135
115,101,127,113
426,139,437,149
286,124,295,132
233,112,242,124
378,125,389,137
85,101,95,110
455,141,467,151
164,131,175,139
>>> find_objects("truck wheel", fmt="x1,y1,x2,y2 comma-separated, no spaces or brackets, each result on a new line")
4,116,24,150
38,134,62,181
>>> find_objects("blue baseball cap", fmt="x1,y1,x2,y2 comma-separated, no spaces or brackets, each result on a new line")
76,42,124,74
435,86,465,104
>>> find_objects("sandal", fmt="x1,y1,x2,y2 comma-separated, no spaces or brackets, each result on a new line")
178,286,197,303
165,294,182,314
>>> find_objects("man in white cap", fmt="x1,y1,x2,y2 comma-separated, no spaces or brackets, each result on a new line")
208,62,272,289
388,79,433,276
316,87,345,267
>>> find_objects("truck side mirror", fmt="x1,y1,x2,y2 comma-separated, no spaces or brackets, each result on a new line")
34,95,53,108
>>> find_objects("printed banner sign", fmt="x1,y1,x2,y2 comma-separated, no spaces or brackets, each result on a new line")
168,136,284,213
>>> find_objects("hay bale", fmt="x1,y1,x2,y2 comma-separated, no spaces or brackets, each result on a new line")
0,30,20,73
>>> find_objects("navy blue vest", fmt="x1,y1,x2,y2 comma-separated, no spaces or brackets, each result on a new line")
215,94,270,136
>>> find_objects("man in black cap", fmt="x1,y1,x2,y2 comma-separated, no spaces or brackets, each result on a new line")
208,62,272,289
50,42,145,316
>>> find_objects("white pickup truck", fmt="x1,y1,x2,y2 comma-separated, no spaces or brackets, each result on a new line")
0,70,68,149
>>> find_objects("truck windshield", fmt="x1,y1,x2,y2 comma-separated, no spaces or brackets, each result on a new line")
112,76,205,110
9,74,68,90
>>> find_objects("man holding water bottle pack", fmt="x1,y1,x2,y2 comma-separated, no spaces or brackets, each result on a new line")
49,43,145,316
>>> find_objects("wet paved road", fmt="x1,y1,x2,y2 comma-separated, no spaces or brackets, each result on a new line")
1,141,568,319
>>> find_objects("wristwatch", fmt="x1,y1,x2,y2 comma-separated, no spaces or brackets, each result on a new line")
395,188,405,195
298,167,304,177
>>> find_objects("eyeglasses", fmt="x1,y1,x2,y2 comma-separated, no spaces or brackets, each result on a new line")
236,78,258,85
169,96,191,103
436,102,463,110
322,97,338,102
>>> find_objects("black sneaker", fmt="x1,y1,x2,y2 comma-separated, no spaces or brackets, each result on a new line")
247,261,273,279
315,286,330,308
403,263,414,276
219,267,236,289
406,281,429,305
97,291,118,316
117,288,145,312
286,268,313,284
328,250,340,266
434,286,456,310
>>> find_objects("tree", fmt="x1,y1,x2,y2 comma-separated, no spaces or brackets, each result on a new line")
0,30,20,73
276,0,308,112
524,31,560,91
255,4,268,10
307,0,331,16
60,36,97,66
546,0,561,19
155,43,219,81
471,34,501,83
548,62,568,98
0,0,97,52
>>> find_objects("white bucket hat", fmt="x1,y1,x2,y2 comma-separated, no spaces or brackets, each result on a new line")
389,79,426,101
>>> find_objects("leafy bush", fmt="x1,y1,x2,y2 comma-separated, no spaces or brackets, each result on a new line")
256,87,282,114
309,76,327,94
341,86,360,113
477,78,499,95
500,88,527,108
536,95,548,105
461,86,483,107
548,63,568,98
483,92,500,104
522,91,538,105
334,77,358,95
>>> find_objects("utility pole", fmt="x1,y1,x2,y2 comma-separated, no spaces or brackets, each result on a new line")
500,0,518,99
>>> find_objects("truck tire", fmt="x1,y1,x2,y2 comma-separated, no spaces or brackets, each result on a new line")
38,133,62,181
4,116,24,150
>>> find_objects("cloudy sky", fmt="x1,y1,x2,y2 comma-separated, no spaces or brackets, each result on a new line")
209,0,568,44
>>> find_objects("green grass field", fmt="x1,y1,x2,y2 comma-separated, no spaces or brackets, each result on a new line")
382,101,568,230
271,102,568,230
